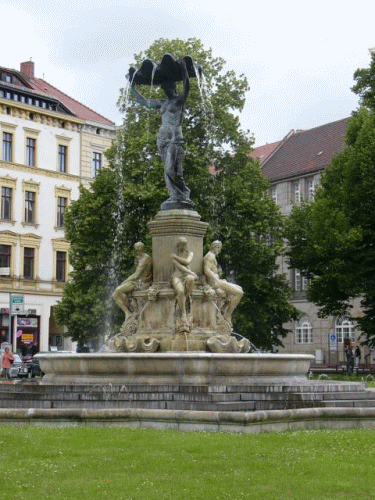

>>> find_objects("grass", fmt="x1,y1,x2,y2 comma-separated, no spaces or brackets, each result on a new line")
0,426,375,500
309,372,375,387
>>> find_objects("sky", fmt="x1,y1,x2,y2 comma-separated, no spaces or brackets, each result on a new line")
1,0,375,146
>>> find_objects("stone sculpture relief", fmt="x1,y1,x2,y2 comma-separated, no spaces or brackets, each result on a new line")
171,237,197,332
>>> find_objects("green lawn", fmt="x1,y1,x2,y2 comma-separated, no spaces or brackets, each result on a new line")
0,426,374,500
310,372,375,387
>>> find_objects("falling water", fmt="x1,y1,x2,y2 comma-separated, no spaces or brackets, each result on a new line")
145,64,157,147
195,68,215,149
101,65,160,346
101,76,134,346
194,66,222,238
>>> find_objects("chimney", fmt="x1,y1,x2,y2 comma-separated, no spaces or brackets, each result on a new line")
20,60,35,80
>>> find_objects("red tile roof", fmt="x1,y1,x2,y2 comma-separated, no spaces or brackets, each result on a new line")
262,118,349,182
1,63,115,126
29,78,115,126
248,140,280,164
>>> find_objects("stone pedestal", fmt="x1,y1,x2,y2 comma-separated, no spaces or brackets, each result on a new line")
148,210,208,283
109,210,250,353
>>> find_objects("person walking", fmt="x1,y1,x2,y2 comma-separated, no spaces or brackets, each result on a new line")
1,347,14,381
345,343,354,374
355,345,362,373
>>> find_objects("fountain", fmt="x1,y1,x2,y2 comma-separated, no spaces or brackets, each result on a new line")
37,54,313,386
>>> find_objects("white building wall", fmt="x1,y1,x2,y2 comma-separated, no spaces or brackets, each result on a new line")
1,105,82,353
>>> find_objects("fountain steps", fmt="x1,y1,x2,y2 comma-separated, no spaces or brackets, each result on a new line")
1,382,375,412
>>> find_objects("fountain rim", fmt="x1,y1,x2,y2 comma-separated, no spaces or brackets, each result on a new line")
36,352,314,361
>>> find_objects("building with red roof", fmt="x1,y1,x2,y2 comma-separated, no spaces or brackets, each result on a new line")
0,60,116,354
259,118,367,365
248,139,281,164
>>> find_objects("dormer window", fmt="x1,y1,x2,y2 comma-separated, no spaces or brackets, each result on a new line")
5,74,12,83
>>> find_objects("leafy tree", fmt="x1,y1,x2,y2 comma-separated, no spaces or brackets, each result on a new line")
352,50,375,111
286,103,375,346
55,38,297,349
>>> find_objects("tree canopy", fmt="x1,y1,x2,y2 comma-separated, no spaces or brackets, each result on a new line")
55,38,297,349
286,53,375,346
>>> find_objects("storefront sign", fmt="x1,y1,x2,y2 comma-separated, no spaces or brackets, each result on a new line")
10,295,24,314
17,317,38,328
21,333,34,342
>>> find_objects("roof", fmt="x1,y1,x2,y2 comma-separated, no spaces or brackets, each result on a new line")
29,78,115,127
0,62,115,127
262,118,349,182
248,140,280,164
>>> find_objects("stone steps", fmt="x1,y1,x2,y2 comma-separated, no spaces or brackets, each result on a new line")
1,381,374,412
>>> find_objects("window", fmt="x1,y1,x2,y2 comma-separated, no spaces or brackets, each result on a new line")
5,74,12,83
92,152,102,176
52,238,70,286
307,178,315,201
25,191,35,223
335,317,355,343
270,187,277,204
1,187,12,220
0,245,11,269
56,251,67,282
26,137,36,166
292,181,301,203
23,247,35,279
2,132,12,162
20,234,40,281
57,197,67,227
22,180,39,227
294,269,308,292
58,145,67,173
295,316,313,343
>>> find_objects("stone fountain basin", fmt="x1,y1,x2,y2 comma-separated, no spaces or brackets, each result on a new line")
36,352,314,385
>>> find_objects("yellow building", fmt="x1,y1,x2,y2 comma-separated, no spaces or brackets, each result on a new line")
0,60,115,355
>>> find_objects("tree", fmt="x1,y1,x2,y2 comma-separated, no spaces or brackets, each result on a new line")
352,50,375,111
55,38,297,349
286,101,375,346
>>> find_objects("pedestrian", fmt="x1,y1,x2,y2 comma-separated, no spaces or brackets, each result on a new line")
345,343,354,374
355,345,361,373
1,347,14,381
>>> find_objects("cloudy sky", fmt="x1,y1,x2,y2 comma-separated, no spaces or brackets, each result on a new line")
2,0,375,146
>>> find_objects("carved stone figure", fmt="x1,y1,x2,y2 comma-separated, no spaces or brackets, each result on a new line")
171,237,197,328
128,57,194,210
112,242,152,321
203,240,243,326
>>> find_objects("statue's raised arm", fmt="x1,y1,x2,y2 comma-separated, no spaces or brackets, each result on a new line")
126,75,163,110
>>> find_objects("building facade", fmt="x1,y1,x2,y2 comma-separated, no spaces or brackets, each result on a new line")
257,118,374,365
0,61,115,355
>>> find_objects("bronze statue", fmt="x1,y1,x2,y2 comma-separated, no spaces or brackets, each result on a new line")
127,55,201,210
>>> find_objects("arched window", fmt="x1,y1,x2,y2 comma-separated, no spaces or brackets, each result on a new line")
295,316,313,343
335,317,355,343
